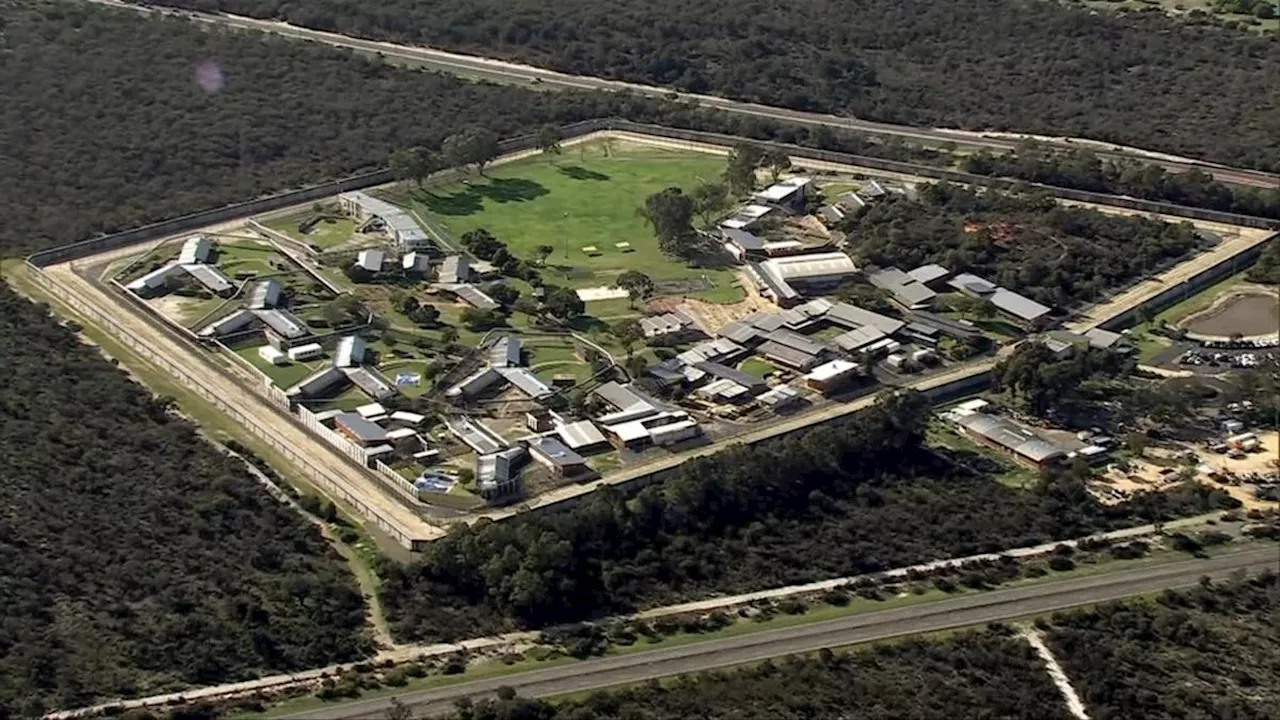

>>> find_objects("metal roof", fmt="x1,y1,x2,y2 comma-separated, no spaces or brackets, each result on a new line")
182,264,233,294
765,328,828,357
757,340,821,370
806,359,860,382
955,413,1066,463
528,436,585,468
178,236,213,265
489,335,523,368
1084,327,1123,349
334,336,366,368
440,255,470,284
497,367,554,399
450,284,499,310
593,381,651,412
477,446,526,489
762,252,858,281
719,321,764,346
757,384,801,407
255,309,309,339
556,420,608,449
356,249,384,272
343,367,396,399
447,367,503,398
446,416,508,455
127,261,185,291
721,228,765,250
825,302,906,335
990,288,1052,322
289,366,347,397
832,325,887,352
198,308,257,337
335,412,389,443
947,273,998,296
869,267,937,309
403,252,430,272
340,192,428,247
693,361,764,390
247,279,281,310
908,264,950,285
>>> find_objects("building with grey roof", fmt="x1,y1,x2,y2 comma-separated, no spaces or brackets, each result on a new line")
593,381,651,413
334,412,389,445
497,367,554,399
344,367,396,400
693,361,765,391
256,308,310,340
448,284,499,311
288,366,347,398
488,335,523,368
754,176,813,211
338,191,431,250
198,308,258,338
126,262,186,294
756,340,821,371
447,367,504,400
907,264,951,287
832,325,887,353
990,288,1052,325
178,235,214,265
721,227,767,261
765,328,829,358
334,335,366,368
527,436,587,475
757,384,802,411
868,267,937,310
476,446,526,499
182,264,235,296
247,279,281,310
676,337,746,366
355,249,384,273
446,416,508,455
1084,327,1124,349
906,311,983,341
439,255,471,285
947,273,999,297
824,302,906,335
403,252,431,273
556,420,609,451
639,311,698,341
954,413,1067,469
749,252,859,306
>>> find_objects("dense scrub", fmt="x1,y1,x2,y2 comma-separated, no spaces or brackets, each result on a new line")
963,146,1280,222
0,284,372,716
1048,572,1280,720
0,0,941,257
157,0,1280,170
379,393,1236,643
843,183,1209,309
453,630,1074,720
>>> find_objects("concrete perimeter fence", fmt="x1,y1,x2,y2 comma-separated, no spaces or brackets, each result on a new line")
25,266,430,549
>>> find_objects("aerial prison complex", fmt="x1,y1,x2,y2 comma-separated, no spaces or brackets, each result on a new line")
115,169,1073,515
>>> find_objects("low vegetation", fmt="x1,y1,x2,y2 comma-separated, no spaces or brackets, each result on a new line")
158,0,1280,170
842,183,1208,309
1047,572,1280,719
0,284,373,716
456,628,1073,720
379,392,1236,643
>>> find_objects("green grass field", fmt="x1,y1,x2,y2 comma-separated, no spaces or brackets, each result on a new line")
739,357,780,378
266,214,360,249
399,143,742,302
214,241,280,278
233,344,326,388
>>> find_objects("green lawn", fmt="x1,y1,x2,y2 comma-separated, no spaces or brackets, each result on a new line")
266,214,359,249
233,344,326,388
377,359,434,397
399,143,741,301
214,241,281,279
926,421,1040,490
739,357,780,378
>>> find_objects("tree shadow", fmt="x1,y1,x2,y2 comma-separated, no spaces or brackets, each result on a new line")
558,165,610,182
417,178,549,216
476,177,549,203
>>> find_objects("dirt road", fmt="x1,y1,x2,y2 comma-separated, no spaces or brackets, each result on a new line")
40,261,439,547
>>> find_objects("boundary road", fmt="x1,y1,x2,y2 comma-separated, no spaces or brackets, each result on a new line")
285,546,1280,718
87,0,1279,189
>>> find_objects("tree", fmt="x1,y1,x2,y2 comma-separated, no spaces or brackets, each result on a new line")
532,244,555,267
761,149,792,182
535,124,562,158
640,187,698,258
512,297,541,318
612,318,645,357
408,303,441,328
543,285,584,320
486,282,520,308
690,181,731,227
616,270,655,308
461,307,505,331
724,143,765,195
441,326,460,343
460,228,505,260
388,146,438,186
443,128,500,175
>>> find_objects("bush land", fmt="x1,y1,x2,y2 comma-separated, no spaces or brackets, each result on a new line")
0,284,373,717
